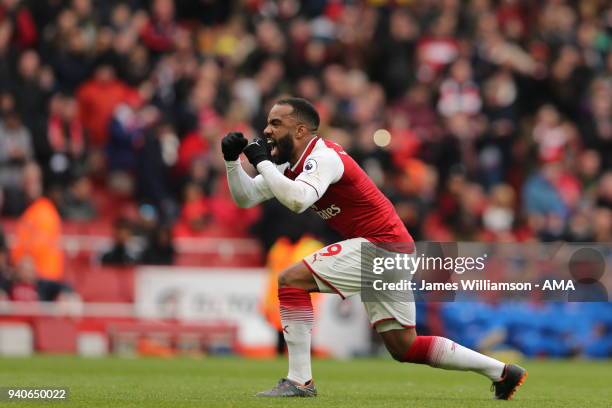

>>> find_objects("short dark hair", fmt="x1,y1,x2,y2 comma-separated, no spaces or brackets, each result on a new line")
275,97,320,131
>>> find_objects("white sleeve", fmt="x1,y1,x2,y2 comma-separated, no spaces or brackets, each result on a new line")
255,148,344,213
224,159,274,208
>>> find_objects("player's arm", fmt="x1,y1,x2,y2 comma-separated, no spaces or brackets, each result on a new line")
244,139,343,213
222,132,274,208
225,160,274,208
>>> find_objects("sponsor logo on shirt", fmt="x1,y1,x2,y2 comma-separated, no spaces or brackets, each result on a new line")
311,204,341,220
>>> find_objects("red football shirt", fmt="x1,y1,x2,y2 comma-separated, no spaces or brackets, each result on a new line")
283,137,413,244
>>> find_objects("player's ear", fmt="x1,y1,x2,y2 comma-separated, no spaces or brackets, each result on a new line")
296,124,308,139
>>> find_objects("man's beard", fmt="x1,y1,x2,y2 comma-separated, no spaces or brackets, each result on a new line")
272,132,294,165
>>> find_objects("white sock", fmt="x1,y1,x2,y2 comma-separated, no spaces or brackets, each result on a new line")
283,322,313,384
429,337,505,381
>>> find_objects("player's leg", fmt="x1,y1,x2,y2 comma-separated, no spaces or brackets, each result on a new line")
277,262,318,385
378,325,527,399
278,260,319,292
257,261,318,397
258,239,365,397
380,327,505,378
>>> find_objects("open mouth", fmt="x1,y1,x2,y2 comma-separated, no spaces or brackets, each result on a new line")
266,138,277,156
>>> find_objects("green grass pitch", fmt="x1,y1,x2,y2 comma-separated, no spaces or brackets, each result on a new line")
0,356,610,407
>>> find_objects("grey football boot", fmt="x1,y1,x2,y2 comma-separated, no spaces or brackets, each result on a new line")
491,364,528,400
256,378,317,397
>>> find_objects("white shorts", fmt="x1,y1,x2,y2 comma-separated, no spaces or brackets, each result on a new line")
303,237,416,333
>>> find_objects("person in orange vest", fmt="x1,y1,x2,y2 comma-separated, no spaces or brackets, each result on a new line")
261,235,324,355
11,163,64,282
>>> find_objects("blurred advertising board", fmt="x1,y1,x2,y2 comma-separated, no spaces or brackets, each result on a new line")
134,267,371,357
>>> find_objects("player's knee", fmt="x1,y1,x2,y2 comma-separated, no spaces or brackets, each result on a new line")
278,267,300,288
381,328,417,362
389,347,405,362
278,263,318,291
389,339,416,362
278,270,291,288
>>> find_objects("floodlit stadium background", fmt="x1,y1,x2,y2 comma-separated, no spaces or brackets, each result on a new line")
0,0,610,359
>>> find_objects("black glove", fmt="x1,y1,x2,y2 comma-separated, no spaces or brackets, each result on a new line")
243,138,271,167
221,132,248,161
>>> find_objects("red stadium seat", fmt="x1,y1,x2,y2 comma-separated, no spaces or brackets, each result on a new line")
33,317,77,353
76,267,135,303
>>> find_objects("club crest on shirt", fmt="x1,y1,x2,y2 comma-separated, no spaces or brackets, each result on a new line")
303,158,317,174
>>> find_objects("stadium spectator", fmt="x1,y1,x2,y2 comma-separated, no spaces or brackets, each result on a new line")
3,256,75,302
388,158,436,241
76,64,138,147
392,83,442,145
60,174,96,221
131,203,160,239
140,0,178,55
135,119,179,222
415,13,459,82
138,225,175,266
370,9,417,101
11,49,53,145
0,0,37,50
187,156,219,198
175,127,209,177
0,109,33,194
46,8,93,92
592,206,612,243
580,79,612,169
106,100,155,173
44,93,88,187
100,217,136,266
1,160,42,216
175,182,211,235
10,165,64,281
438,58,482,117
523,163,569,215
482,184,518,241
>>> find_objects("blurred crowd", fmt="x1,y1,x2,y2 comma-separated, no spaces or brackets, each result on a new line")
0,0,610,251
441,301,612,358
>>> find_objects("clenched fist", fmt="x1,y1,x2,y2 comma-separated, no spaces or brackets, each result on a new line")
221,132,248,161
243,138,272,167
